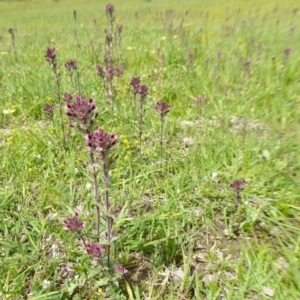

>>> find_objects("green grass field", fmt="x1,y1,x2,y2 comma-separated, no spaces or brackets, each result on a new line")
1,0,300,299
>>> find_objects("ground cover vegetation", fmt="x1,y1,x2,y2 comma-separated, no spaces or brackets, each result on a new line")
0,0,300,299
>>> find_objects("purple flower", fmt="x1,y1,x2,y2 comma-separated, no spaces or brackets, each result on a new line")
45,47,56,65
114,264,128,275
115,64,124,77
155,101,171,116
117,24,123,34
284,48,291,57
96,65,106,78
44,103,54,115
66,95,97,123
105,33,113,45
195,96,209,105
130,76,140,89
86,128,118,159
65,59,77,71
229,179,246,193
106,65,115,81
136,84,149,97
114,204,123,215
64,93,73,103
64,212,85,232
106,3,114,17
86,243,102,258
104,50,112,65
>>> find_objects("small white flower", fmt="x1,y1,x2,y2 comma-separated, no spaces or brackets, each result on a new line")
85,183,92,190
42,280,51,288
211,172,218,179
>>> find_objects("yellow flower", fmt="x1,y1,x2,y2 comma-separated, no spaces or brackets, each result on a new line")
127,47,132,50
161,36,166,40
28,168,33,173
123,139,129,145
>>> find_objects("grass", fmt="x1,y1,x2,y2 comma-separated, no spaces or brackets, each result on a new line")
1,0,300,299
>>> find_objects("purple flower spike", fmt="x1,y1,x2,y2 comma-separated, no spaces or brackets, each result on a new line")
130,76,140,89
86,243,102,258
45,47,56,64
106,3,114,16
66,95,97,122
229,179,246,193
86,128,118,159
136,84,149,97
44,103,54,115
117,24,123,34
155,101,171,116
65,59,77,71
65,94,98,133
64,212,85,232
114,264,128,275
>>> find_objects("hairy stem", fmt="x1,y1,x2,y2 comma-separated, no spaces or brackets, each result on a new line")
104,167,112,268
139,98,143,162
90,150,101,242
53,66,66,147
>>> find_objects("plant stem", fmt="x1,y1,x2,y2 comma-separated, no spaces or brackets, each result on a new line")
133,93,137,133
160,114,164,168
75,69,81,94
90,150,101,242
53,66,66,147
104,167,112,268
139,98,143,162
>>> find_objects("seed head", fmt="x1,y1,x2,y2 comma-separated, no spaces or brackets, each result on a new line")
8,28,15,37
